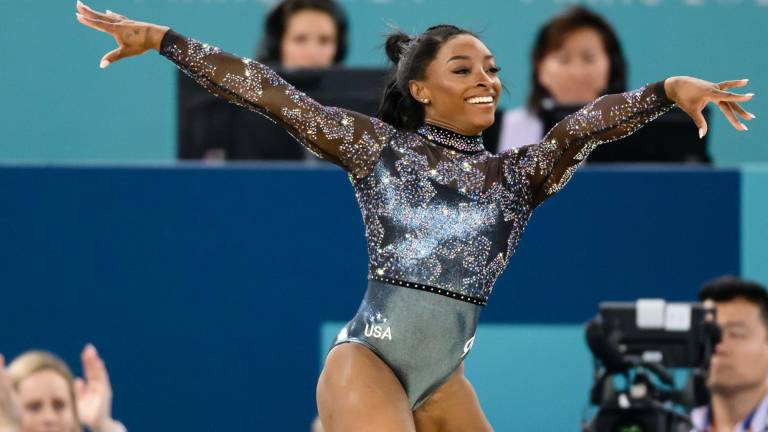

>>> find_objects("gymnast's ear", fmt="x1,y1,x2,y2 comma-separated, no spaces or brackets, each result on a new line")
409,80,431,104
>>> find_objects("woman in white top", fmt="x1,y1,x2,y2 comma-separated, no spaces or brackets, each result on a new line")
498,6,626,152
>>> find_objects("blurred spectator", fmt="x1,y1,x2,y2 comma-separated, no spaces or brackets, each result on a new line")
0,354,21,432
498,6,626,152
0,345,126,432
187,0,350,161
256,0,349,69
691,276,768,431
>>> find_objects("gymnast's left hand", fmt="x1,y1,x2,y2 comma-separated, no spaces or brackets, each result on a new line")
664,76,755,138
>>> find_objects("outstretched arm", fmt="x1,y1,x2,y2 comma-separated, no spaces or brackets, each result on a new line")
75,2,393,179
502,77,754,208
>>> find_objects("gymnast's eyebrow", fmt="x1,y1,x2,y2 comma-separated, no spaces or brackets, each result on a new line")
447,54,495,63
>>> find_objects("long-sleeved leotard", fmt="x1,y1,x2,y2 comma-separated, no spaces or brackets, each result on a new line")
160,29,674,304
159,29,675,408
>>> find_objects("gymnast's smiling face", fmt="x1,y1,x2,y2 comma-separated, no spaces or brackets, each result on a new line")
408,34,502,136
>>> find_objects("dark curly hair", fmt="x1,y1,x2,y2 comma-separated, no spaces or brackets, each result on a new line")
699,275,768,331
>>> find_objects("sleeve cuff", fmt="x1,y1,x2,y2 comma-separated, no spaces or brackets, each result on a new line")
159,29,183,55
651,79,675,106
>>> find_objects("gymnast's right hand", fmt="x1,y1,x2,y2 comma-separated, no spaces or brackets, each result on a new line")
75,0,170,69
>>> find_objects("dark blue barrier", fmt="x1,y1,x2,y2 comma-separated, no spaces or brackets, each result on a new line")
0,164,739,431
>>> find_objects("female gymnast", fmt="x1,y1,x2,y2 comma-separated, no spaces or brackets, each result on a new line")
75,2,755,430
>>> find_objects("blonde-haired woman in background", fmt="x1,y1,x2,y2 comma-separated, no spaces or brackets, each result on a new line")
0,345,126,432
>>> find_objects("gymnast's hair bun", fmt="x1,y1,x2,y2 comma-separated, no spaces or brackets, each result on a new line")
384,31,413,64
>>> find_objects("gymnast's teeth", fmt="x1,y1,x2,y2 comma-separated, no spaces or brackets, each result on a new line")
466,96,494,104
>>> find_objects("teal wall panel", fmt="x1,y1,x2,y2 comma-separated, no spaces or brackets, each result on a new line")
741,166,768,284
2,1,765,163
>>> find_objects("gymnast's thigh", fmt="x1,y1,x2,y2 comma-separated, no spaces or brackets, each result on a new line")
317,342,416,432
412,363,494,432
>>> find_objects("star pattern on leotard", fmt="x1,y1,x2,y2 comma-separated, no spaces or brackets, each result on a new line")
160,32,674,304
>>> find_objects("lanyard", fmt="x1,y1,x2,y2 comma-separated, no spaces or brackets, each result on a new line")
705,406,757,432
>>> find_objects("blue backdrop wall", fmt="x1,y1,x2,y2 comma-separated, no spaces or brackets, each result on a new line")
0,164,746,431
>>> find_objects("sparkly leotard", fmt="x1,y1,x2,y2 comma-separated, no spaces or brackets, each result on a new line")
159,30,675,408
